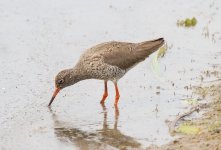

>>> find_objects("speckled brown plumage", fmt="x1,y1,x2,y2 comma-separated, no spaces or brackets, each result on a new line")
48,38,165,106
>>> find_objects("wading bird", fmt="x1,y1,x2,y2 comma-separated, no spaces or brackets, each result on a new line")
48,38,164,106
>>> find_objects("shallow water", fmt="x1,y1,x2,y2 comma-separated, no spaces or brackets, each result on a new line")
0,0,221,149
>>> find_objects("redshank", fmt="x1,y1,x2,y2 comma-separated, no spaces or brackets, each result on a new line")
48,38,164,106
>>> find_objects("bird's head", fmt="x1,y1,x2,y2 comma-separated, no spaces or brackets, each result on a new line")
55,69,74,89
48,69,79,106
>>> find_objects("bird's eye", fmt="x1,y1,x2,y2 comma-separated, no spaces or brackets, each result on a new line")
58,79,64,84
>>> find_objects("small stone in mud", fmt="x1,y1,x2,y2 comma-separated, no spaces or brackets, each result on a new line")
156,91,160,95
173,140,178,144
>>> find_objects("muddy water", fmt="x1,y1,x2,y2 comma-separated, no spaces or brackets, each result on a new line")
0,0,221,149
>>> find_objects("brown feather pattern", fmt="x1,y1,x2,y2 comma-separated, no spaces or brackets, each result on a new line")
103,38,164,70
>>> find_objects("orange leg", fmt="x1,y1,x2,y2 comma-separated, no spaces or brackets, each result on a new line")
100,81,108,104
114,82,120,106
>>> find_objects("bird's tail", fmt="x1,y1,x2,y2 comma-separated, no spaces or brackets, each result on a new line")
136,38,165,56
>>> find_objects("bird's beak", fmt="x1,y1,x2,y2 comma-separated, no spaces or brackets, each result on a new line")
48,87,60,106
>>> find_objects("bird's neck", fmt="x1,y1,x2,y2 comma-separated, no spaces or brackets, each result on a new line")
69,67,90,84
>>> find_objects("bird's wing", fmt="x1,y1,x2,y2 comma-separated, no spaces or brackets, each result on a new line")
101,38,164,70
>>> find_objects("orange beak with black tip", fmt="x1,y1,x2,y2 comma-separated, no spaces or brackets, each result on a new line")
48,87,60,106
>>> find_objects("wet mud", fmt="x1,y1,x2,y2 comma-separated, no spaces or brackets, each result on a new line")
0,0,221,150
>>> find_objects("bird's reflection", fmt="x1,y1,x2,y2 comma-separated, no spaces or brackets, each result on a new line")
49,105,141,150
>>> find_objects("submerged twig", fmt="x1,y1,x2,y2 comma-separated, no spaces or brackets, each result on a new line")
169,104,207,134
203,78,221,83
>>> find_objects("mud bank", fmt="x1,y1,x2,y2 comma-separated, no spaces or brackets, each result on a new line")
149,73,221,150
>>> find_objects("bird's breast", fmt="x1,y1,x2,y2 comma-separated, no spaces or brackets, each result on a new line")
82,59,126,81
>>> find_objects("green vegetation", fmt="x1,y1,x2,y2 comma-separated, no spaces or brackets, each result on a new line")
177,17,197,27
177,123,201,135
